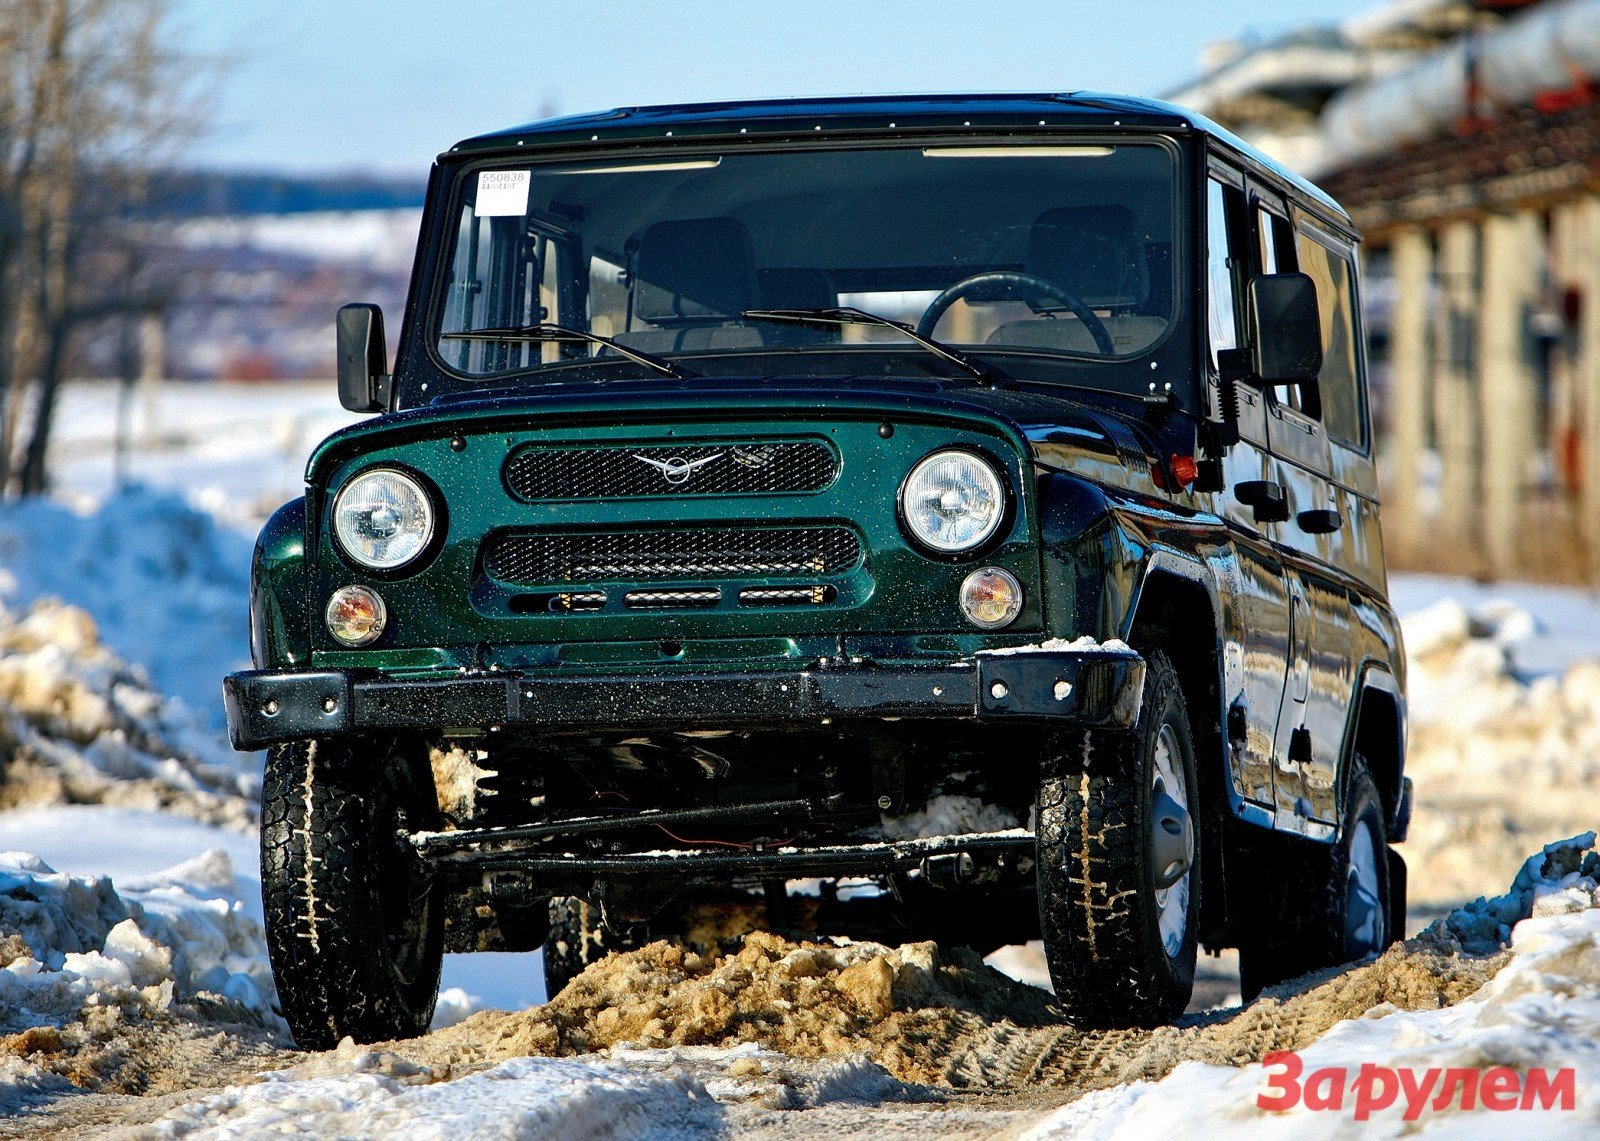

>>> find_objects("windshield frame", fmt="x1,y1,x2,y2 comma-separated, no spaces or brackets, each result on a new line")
407,130,1194,408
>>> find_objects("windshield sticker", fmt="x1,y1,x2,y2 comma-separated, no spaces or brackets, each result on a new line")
475,170,530,217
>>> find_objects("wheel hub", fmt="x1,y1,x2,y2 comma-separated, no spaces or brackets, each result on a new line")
1150,721,1194,959
1150,783,1193,890
1345,817,1386,958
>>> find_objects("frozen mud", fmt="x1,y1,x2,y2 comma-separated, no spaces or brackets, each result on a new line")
6,833,1589,1136
409,908,1496,1098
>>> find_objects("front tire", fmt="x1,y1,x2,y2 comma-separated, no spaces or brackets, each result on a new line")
1035,650,1201,1028
261,736,443,1048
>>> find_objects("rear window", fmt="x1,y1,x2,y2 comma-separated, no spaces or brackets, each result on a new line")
1294,225,1366,450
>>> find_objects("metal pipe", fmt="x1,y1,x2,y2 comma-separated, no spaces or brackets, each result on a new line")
1319,0,1600,173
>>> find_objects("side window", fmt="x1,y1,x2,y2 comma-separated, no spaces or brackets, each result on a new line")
1256,207,1286,274
1295,227,1366,450
1255,205,1321,418
1206,178,1243,370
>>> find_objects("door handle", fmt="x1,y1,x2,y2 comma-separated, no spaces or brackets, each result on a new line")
1297,508,1342,534
1234,480,1289,523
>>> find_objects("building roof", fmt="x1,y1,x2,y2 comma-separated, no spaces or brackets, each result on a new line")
446,92,1346,217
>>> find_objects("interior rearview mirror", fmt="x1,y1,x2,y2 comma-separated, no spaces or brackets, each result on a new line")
337,303,391,413
1247,273,1323,385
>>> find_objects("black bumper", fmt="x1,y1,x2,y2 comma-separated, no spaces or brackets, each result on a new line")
222,645,1145,751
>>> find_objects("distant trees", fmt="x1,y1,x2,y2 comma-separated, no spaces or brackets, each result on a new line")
0,0,198,496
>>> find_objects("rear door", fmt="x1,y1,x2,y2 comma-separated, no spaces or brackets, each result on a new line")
1258,194,1365,828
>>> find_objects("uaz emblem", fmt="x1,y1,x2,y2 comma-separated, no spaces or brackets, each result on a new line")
632,452,722,484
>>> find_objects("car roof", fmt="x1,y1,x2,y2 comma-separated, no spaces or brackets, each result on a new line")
448,92,1346,221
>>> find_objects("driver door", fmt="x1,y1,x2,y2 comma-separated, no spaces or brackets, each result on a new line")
1207,167,1290,809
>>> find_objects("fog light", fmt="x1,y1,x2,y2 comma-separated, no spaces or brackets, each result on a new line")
326,585,387,647
960,567,1022,629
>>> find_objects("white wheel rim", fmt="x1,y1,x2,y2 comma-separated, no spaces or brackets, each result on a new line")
1346,817,1385,957
1152,721,1191,959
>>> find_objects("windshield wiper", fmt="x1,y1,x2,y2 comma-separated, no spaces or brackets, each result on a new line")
440,323,694,379
741,306,990,381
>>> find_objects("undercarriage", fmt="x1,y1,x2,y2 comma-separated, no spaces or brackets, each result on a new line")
415,721,1048,951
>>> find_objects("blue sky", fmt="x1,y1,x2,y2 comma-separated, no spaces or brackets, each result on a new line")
175,1,1374,175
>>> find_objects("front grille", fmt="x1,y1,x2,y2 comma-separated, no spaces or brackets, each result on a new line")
624,588,721,609
739,586,835,606
505,441,837,500
484,527,862,584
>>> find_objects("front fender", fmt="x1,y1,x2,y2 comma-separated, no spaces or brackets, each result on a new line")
1036,471,1179,641
250,497,309,669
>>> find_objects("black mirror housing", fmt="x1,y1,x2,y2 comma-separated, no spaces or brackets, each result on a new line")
337,303,391,413
1248,273,1323,385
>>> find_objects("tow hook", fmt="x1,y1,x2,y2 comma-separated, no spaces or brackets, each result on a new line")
1151,783,1193,890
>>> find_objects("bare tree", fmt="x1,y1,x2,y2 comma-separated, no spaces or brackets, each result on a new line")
0,0,200,496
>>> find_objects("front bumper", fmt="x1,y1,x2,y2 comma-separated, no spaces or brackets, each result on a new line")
222,644,1145,751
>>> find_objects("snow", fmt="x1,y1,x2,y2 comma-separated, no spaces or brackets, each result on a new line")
0,489,253,728
47,380,359,534
172,209,424,275
1390,572,1600,678
878,794,1021,840
1027,835,1600,1138
144,1053,721,1140
983,941,1054,991
7,381,1600,1130
0,591,257,828
432,951,547,1027
0,806,260,921
139,1039,918,1138
1393,586,1600,911
977,635,1135,657
0,846,278,1031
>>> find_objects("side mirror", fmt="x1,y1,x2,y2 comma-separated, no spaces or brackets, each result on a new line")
1247,273,1323,385
337,303,391,413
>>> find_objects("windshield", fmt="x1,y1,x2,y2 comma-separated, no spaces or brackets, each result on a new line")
433,141,1179,385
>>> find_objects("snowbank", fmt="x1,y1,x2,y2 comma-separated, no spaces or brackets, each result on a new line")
1400,597,1600,907
0,486,252,723
0,593,255,828
0,846,276,1063
1028,833,1600,1137
135,1040,915,1138
139,1053,720,1140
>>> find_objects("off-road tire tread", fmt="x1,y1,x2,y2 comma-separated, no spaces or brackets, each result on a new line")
1036,650,1198,1029
261,738,442,1049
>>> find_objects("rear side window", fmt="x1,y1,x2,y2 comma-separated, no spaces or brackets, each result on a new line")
1294,226,1366,449
1205,179,1243,370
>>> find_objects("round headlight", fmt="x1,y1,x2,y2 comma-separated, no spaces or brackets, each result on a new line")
332,468,435,570
900,450,1006,553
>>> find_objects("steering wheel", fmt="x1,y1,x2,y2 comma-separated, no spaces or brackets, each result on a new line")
916,271,1115,356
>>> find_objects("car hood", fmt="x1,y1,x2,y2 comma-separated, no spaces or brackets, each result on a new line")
308,374,1171,485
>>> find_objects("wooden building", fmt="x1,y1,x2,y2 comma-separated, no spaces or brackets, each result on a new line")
1174,0,1600,580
